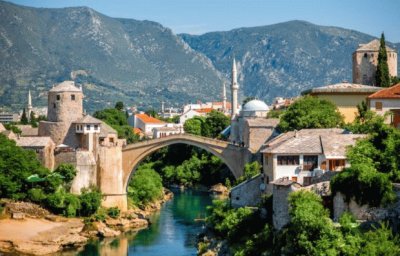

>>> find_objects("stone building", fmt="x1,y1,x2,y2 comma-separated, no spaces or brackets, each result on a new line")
352,39,397,86
15,136,55,170
302,82,381,123
261,129,365,186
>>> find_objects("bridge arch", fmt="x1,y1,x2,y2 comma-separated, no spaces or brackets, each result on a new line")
121,134,250,192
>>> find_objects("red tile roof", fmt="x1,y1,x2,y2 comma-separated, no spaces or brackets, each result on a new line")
133,127,143,135
368,83,400,99
135,114,165,124
195,108,213,113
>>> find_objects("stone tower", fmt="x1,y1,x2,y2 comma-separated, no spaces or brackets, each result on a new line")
39,81,84,146
27,90,32,121
352,39,397,86
47,81,83,123
231,58,239,117
222,82,227,111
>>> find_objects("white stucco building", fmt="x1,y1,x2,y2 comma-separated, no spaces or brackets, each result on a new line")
368,83,400,128
261,129,365,186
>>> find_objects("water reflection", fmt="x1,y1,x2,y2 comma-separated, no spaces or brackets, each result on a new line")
75,189,213,256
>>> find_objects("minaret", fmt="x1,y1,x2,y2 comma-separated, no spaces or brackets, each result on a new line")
222,82,227,112
231,58,239,117
27,90,33,121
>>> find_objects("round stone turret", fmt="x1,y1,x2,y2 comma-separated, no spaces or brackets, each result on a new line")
47,81,83,123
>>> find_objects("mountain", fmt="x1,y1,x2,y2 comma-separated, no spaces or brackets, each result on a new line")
180,21,400,103
1,1,399,113
0,1,224,112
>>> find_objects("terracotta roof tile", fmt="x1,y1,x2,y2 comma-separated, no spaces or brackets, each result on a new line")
195,108,213,113
133,127,143,135
135,114,165,124
368,83,400,99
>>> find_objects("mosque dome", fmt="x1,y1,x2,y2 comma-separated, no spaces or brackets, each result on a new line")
242,99,269,112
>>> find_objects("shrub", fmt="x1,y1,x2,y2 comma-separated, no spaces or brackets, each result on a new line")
128,166,163,208
54,163,77,184
79,187,102,217
107,207,120,219
28,188,47,203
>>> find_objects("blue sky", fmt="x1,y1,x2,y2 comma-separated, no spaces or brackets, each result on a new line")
7,0,400,42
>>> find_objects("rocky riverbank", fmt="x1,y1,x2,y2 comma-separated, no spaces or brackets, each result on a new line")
0,188,174,255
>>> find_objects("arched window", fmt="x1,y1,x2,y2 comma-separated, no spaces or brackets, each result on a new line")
364,53,368,58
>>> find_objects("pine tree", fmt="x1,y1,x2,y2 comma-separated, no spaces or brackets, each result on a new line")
20,108,28,124
375,33,390,87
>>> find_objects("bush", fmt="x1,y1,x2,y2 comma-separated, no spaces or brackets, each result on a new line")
128,164,163,208
107,207,120,219
28,188,47,203
331,164,396,207
79,187,102,217
54,163,77,184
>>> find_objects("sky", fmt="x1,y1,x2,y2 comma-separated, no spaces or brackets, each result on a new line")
6,0,400,42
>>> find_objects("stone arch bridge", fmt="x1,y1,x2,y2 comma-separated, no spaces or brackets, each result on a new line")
122,134,251,190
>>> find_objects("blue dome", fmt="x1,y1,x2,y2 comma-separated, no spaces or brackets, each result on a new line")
242,100,269,112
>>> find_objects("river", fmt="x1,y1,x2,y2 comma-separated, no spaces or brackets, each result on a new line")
76,189,214,256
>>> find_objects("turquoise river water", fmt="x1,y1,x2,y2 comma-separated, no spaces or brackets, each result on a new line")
76,189,214,256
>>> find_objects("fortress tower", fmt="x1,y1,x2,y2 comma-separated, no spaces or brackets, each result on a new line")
39,81,84,146
352,39,397,86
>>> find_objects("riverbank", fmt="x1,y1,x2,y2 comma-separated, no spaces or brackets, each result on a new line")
0,188,174,255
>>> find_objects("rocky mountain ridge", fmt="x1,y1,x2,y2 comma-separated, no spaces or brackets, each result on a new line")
0,1,398,112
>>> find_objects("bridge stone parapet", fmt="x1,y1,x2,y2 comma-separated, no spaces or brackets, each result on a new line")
121,133,251,192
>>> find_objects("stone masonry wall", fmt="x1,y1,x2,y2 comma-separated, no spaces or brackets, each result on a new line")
231,174,265,208
97,144,127,211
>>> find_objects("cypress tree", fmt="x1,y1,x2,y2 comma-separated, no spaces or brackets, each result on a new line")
375,33,390,87
21,108,28,124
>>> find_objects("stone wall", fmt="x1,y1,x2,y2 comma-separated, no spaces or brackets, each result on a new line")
230,174,265,208
97,144,127,211
54,151,77,168
272,182,301,230
70,151,97,194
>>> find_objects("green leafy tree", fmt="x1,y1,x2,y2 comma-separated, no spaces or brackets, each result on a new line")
202,110,230,138
94,108,138,144
0,134,50,200
183,116,205,136
278,96,343,132
128,163,163,208
20,108,28,124
391,76,400,85
376,33,390,87
115,101,124,111
277,190,342,255
79,187,102,217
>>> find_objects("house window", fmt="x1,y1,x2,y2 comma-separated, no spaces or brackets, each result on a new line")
71,94,75,101
53,103,56,108
94,125,98,130
277,155,299,165
303,155,318,170
364,53,368,58
375,102,383,111
109,137,114,143
86,125,90,130
291,176,298,182
56,95,60,101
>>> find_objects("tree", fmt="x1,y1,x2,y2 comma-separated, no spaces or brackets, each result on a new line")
277,191,342,255
115,101,124,111
376,33,390,87
30,111,38,127
128,163,163,208
202,110,230,138
20,108,28,124
184,116,205,136
278,96,344,132
54,163,77,189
